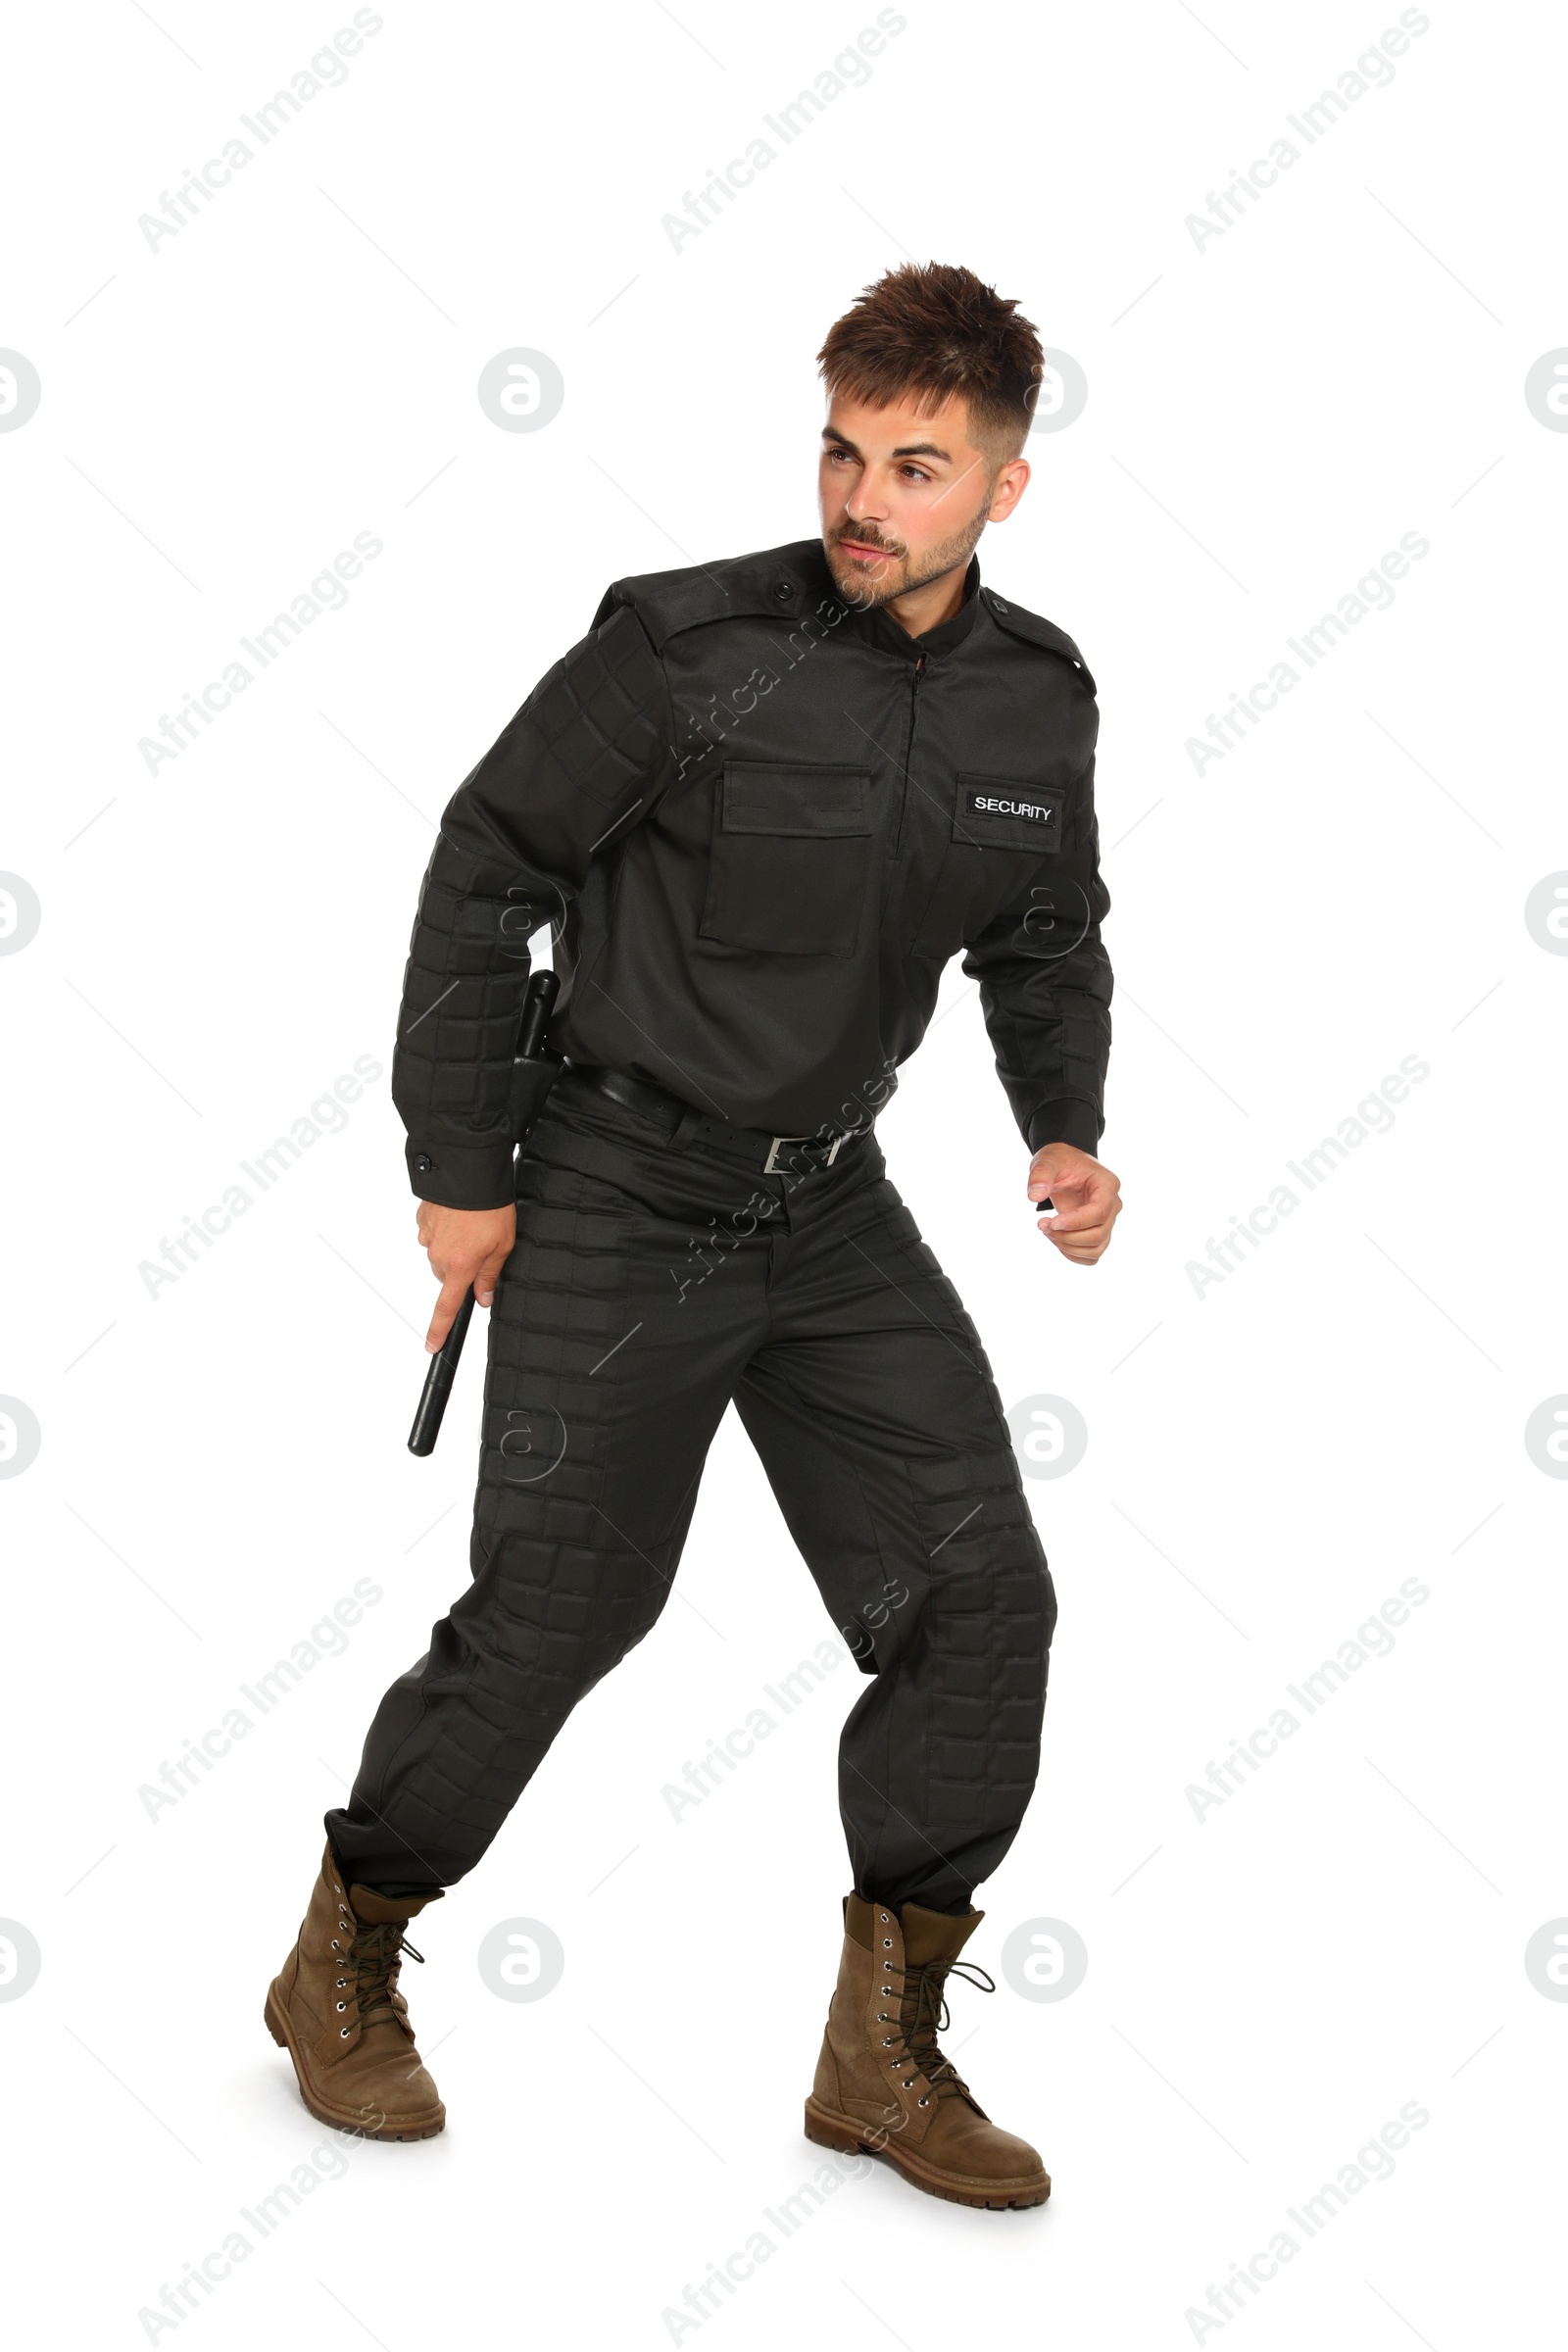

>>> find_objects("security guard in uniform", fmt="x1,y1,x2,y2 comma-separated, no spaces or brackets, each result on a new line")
267,263,1121,2208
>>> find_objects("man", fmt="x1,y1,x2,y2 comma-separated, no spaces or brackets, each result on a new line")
267,262,1120,2208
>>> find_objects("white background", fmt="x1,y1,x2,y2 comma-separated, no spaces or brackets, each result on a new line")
3,1,1564,2344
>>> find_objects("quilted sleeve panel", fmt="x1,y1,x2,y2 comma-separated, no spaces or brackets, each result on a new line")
960,751,1113,1159
394,602,676,1207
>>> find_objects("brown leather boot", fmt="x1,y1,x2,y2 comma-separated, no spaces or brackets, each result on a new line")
265,1844,446,2141
805,1893,1050,2208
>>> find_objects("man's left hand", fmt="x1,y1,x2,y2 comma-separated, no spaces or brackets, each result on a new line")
1028,1143,1122,1265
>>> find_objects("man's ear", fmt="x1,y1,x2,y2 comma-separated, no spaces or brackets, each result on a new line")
988,456,1031,523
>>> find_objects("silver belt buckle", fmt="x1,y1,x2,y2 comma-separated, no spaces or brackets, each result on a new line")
763,1131,844,1175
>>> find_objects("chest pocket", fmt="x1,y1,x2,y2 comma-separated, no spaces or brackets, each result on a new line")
699,761,873,958
911,772,1067,959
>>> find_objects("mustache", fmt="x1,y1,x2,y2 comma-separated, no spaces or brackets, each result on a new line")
832,528,905,559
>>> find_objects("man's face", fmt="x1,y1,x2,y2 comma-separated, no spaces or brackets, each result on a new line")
818,390,1030,610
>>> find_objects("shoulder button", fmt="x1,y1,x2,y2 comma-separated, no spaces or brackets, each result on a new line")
771,579,795,605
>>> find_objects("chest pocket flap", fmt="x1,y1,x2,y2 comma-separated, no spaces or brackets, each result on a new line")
701,761,872,956
721,763,871,837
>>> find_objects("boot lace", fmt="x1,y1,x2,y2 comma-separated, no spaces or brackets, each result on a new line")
886,1955,996,2103
346,1919,424,2032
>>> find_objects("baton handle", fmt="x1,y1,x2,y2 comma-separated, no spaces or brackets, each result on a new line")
515,966,559,1059
405,966,561,1457
407,1284,475,1455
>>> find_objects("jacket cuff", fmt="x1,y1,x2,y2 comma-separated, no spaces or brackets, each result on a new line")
404,1136,515,1209
1026,1100,1102,1156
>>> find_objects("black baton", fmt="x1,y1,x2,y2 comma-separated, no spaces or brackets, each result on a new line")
407,966,560,1457
406,1286,475,1456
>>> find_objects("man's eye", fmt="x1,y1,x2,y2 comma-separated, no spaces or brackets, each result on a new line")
900,466,931,483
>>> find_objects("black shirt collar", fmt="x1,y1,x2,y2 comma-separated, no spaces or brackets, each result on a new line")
814,548,983,662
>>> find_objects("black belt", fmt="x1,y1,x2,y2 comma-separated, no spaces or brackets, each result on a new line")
568,1064,868,1174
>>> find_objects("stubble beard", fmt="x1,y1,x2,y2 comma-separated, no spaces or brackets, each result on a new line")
824,491,993,612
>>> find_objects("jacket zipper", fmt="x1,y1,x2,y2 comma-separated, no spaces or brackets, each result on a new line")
895,651,926,857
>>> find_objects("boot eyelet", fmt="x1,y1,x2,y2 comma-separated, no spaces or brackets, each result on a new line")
340,2027,351,2038
882,1938,892,1948
882,2036,892,2045
918,2096,929,2107
880,1912,889,1922
336,2001,347,2012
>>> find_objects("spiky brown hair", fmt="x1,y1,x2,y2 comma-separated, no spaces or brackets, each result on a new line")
817,262,1044,458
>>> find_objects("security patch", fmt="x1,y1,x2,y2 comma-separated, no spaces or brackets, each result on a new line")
953,774,1067,852
963,787,1057,829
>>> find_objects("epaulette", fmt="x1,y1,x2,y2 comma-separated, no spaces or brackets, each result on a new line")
591,540,825,652
980,586,1096,696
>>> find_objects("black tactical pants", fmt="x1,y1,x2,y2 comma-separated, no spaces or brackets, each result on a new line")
325,1069,1056,1911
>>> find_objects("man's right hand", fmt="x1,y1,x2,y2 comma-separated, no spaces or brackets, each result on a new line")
416,1200,516,1352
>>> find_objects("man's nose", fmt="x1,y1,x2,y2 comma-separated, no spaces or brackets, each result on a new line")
844,466,890,520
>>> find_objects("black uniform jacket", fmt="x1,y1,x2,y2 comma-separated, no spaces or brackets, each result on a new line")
394,537,1112,1208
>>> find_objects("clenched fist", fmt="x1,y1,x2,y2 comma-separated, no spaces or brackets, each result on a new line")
1027,1144,1122,1266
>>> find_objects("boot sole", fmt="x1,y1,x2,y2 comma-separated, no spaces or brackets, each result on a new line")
803,2095,1050,2209
265,1984,445,2141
